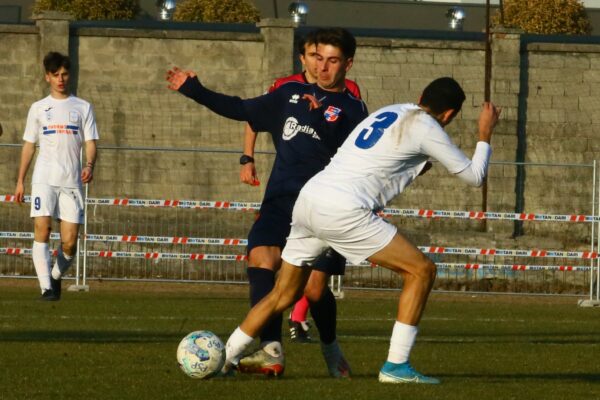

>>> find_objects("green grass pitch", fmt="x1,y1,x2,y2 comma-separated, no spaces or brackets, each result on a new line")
0,279,598,400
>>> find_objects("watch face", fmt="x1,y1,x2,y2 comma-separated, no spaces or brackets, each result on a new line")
240,155,254,165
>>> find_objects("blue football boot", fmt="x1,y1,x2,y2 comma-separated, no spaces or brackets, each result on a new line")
378,361,440,384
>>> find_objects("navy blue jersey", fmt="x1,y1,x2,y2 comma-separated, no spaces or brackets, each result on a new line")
178,77,368,201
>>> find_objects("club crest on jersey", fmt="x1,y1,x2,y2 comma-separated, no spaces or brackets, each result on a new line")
289,94,300,104
44,106,53,122
324,106,341,122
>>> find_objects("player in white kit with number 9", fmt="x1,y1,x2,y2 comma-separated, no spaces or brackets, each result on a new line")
15,52,99,301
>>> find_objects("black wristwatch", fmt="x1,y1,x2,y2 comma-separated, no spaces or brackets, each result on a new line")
239,155,255,165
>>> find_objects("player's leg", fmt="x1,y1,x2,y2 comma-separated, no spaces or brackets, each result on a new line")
367,232,439,384
50,187,85,300
225,261,310,372
239,245,286,375
30,184,57,300
307,249,350,377
50,220,79,299
240,197,297,375
32,216,53,299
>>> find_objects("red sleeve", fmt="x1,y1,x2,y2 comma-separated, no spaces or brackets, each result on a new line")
267,73,307,93
344,79,362,99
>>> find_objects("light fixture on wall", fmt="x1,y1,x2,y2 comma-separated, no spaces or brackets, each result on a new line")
157,0,177,21
446,6,466,31
289,2,309,25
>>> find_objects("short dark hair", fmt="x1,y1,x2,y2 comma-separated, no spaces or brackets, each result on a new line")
298,29,318,55
315,27,356,59
420,77,466,115
43,52,70,73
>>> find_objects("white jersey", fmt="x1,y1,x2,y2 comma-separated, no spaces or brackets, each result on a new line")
23,95,99,188
301,103,492,211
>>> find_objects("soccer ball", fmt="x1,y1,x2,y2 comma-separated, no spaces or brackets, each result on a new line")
176,330,225,379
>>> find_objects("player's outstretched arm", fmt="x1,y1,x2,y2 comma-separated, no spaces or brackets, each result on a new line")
15,141,36,203
166,67,267,125
240,124,260,186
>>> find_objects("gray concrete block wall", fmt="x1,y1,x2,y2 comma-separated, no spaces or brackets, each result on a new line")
1,17,599,252
522,43,598,241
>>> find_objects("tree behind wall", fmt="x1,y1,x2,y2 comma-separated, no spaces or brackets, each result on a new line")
172,0,260,23
33,0,140,20
495,0,591,34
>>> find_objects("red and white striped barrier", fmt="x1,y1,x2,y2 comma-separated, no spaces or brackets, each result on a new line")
2,195,598,223
1,231,596,259
0,247,591,271
85,234,247,246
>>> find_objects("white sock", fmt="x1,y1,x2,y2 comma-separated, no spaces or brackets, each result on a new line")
32,241,51,293
387,321,418,364
225,327,254,366
261,341,283,357
51,248,74,280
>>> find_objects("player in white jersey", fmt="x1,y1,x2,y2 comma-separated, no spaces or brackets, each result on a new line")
14,52,99,301
222,77,500,383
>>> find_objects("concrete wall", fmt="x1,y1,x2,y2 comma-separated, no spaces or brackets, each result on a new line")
0,15,598,251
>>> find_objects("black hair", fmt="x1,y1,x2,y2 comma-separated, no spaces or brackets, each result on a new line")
419,77,466,115
314,27,356,59
297,29,318,55
43,52,70,73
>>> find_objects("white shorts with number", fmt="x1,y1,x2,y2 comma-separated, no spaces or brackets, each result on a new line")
281,192,397,266
30,184,84,224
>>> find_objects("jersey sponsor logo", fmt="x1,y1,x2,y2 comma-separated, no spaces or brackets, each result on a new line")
324,106,341,122
282,117,320,141
289,94,300,104
42,124,79,135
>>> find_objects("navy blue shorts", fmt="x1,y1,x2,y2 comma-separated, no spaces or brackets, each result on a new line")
247,196,346,276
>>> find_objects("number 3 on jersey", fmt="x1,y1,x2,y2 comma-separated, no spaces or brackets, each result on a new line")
354,111,398,149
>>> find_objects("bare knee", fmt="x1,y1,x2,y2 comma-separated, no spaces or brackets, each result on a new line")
61,240,77,256
248,246,281,271
415,259,437,283
304,280,325,302
303,270,328,302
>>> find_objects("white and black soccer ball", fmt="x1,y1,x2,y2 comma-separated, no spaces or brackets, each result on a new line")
176,330,225,379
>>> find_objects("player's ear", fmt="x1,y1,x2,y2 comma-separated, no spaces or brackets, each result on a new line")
344,57,353,72
440,109,457,126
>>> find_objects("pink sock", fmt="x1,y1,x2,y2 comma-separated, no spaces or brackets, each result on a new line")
291,295,310,322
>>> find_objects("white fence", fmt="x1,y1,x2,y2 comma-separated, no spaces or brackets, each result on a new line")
0,144,598,299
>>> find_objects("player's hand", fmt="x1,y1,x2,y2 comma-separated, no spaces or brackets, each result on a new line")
418,161,433,176
81,166,94,183
302,94,322,110
478,102,501,143
166,66,196,91
240,163,260,186
14,182,25,204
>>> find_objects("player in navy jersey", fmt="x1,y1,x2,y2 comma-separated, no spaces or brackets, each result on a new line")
239,29,363,347
167,28,368,378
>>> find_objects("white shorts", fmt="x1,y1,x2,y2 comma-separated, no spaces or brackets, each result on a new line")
281,192,397,266
30,184,84,224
